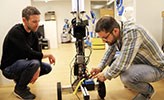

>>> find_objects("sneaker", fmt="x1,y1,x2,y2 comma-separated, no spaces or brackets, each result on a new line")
14,87,36,99
133,84,155,100
133,91,154,100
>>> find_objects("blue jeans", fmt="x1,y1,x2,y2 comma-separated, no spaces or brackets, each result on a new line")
2,59,52,89
120,64,164,95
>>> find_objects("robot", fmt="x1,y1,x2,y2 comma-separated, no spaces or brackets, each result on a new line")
61,19,72,43
57,0,106,100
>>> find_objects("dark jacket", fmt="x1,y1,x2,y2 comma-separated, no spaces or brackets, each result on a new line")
0,24,43,70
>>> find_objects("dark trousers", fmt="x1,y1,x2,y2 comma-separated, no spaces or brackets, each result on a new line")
2,59,52,90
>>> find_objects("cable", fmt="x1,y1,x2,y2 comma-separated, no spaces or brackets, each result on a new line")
73,78,85,95
84,46,92,65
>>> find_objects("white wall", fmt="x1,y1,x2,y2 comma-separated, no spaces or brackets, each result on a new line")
0,0,31,85
44,21,58,48
32,0,91,44
136,0,164,46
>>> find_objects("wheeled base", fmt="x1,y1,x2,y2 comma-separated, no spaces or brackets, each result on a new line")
57,80,106,100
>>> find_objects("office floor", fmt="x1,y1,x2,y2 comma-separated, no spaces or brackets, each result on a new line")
0,43,164,100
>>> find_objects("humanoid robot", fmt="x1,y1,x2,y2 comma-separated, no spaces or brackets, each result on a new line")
61,19,72,43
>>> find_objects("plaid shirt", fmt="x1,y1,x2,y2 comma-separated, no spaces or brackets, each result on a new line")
98,21,164,80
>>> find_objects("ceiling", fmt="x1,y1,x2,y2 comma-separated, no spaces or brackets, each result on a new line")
32,0,107,1
32,0,109,9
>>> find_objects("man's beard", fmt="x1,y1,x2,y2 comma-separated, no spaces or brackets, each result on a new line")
27,24,37,32
107,39,117,46
107,33,117,46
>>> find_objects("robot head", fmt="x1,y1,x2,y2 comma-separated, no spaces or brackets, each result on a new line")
64,19,69,23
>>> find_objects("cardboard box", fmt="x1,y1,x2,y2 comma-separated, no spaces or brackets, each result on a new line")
100,9,114,17
162,11,164,17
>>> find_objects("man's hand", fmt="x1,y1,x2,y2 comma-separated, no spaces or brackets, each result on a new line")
48,54,55,64
43,54,55,65
92,72,107,82
90,67,102,77
30,67,40,84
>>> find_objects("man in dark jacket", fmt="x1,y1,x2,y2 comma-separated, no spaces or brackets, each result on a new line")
0,6,55,99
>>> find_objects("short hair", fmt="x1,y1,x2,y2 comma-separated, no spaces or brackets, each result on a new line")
95,16,120,33
22,6,41,20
